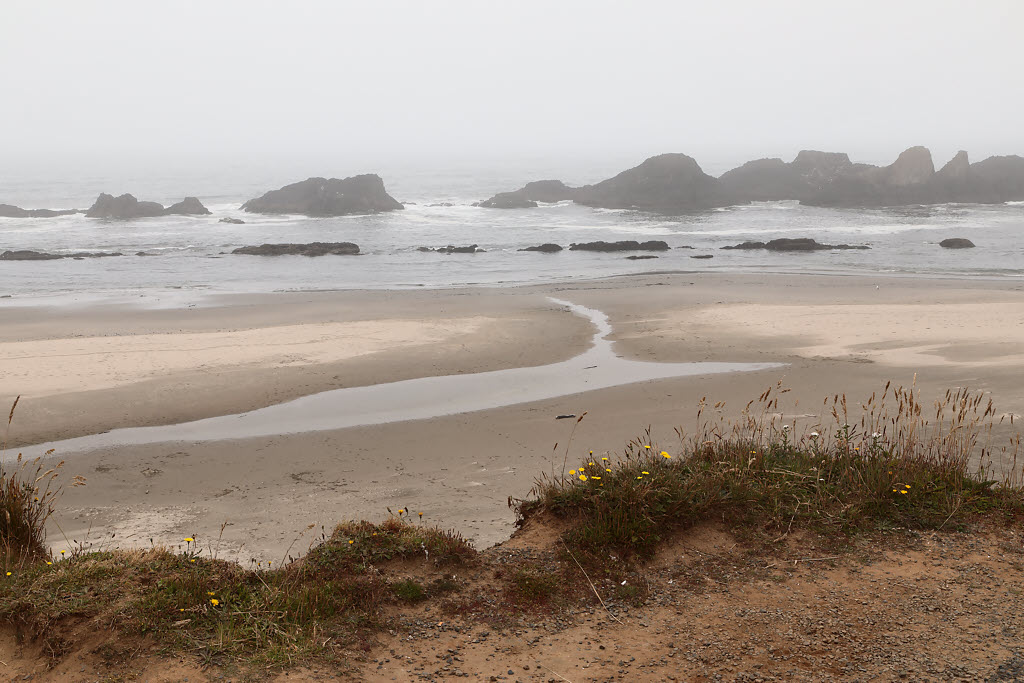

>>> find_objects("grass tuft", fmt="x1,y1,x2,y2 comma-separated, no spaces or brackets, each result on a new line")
519,383,1024,561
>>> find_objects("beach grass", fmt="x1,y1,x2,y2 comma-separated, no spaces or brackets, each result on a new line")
521,382,1023,562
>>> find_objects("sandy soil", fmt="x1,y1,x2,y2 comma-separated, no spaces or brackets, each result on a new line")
3,523,1023,682
2,273,1023,561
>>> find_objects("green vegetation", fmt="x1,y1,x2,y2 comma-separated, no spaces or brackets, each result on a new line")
521,383,1023,561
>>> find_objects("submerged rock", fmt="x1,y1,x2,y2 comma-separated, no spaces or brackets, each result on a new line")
625,254,658,260
519,243,563,253
691,254,714,259
568,240,670,252
1,250,122,260
939,238,976,249
423,244,483,254
219,217,246,224
722,238,869,251
0,204,79,218
231,242,360,257
241,175,403,216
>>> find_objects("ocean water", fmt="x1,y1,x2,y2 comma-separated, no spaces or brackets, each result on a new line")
1,165,1022,304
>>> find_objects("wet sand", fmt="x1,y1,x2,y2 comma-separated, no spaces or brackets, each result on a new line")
3,272,1023,560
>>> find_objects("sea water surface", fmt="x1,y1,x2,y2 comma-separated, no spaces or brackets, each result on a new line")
0,162,1022,304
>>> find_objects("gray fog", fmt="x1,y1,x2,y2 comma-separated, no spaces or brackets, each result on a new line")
2,0,1022,177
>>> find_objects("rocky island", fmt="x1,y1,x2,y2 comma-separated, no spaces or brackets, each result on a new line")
85,193,210,219
480,146,1024,211
241,175,403,216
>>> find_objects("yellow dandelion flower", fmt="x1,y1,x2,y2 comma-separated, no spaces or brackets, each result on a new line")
637,476,643,480
642,471,649,475
60,550,65,555
892,489,898,493
606,468,612,472
46,561,52,566
589,462,595,466
569,469,576,475
397,509,404,514
184,537,194,542
661,451,671,459
180,608,184,612
592,476,601,480
190,559,196,563
418,512,423,518
210,598,219,606
5,572,10,576
602,457,609,461
905,484,911,489
372,532,378,536
900,490,907,495
644,445,651,449
348,540,354,544
579,474,588,481
207,591,215,596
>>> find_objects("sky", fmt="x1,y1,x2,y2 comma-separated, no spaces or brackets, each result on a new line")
1,0,1022,177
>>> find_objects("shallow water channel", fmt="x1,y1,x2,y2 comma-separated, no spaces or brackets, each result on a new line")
15,298,783,458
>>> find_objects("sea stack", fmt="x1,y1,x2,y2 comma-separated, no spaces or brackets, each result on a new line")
241,175,404,216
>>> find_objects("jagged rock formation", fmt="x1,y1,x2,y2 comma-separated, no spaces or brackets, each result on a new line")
722,147,1024,207
1,250,122,260
231,242,360,257
484,147,1024,213
721,238,869,251
241,175,403,216
479,180,578,208
569,240,670,252
518,244,563,252
85,193,210,219
939,238,976,249
0,204,79,218
219,217,246,224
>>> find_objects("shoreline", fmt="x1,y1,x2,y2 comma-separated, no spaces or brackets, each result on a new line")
2,271,1023,558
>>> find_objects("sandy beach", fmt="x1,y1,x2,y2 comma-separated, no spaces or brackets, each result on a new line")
3,272,1023,561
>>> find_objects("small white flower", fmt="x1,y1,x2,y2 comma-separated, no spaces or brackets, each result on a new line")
871,432,882,438
782,425,790,431
810,431,819,438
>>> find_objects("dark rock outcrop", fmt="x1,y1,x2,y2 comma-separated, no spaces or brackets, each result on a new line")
219,217,246,224
721,238,869,251
86,193,165,219
939,238,976,249
165,197,211,215
1,250,122,260
0,204,79,218
231,242,360,257
1,250,63,261
478,193,537,209
574,154,735,211
569,240,670,252
241,175,403,216
691,254,714,259
625,254,658,260
479,180,578,208
519,243,563,252
85,193,210,219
